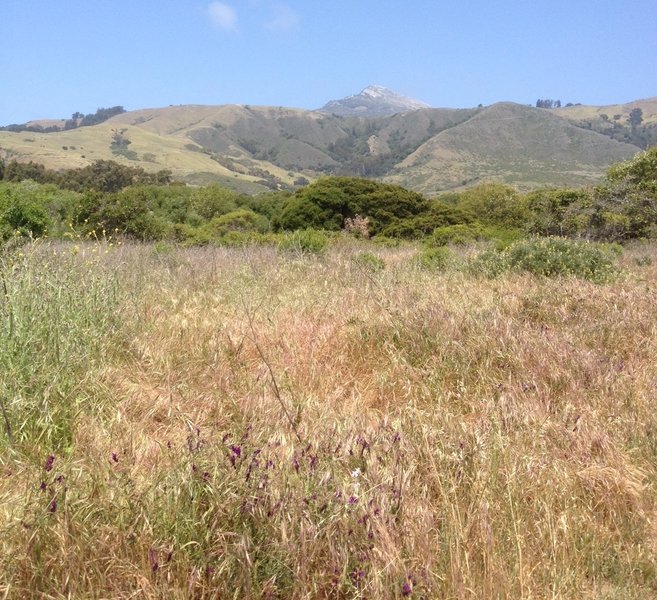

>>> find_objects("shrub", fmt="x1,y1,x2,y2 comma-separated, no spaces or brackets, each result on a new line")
278,229,329,255
0,182,51,241
429,224,485,247
504,237,619,281
413,247,452,271
352,251,385,273
456,182,529,228
470,237,620,282
468,250,510,278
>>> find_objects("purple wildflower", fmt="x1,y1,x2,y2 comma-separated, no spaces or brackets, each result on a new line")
48,498,57,513
348,495,358,505
39,481,47,491
402,581,412,596
293,454,300,473
230,445,242,458
44,455,55,472
149,547,159,572
111,452,119,463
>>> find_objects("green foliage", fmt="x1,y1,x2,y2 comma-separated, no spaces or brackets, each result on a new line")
209,209,269,235
525,188,593,236
351,251,385,273
606,147,657,189
74,187,171,241
0,244,122,449
456,182,529,228
3,159,172,193
0,182,52,241
278,229,329,255
504,237,619,282
377,201,469,238
470,237,619,282
413,246,452,271
277,177,429,234
190,184,240,220
429,223,485,247
468,249,510,278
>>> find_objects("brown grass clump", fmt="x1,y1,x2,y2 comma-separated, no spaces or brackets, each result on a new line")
1,241,657,598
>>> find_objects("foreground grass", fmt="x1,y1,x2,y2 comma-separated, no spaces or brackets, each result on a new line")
1,240,657,599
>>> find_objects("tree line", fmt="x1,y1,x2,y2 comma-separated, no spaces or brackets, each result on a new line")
0,106,126,134
1,148,656,247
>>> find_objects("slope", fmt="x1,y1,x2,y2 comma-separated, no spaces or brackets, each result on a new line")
386,102,640,192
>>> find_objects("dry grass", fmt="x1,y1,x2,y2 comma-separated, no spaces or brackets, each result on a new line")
1,240,657,598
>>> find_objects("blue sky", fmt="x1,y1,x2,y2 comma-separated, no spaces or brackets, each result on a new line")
1,0,656,123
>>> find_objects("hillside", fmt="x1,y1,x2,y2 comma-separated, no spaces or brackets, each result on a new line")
551,96,657,124
387,102,640,191
0,94,650,195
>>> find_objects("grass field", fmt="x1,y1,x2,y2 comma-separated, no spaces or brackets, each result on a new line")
1,239,657,598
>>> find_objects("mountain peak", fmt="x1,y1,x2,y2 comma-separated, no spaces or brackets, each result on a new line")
319,85,431,117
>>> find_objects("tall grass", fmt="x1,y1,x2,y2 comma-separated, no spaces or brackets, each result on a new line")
1,240,656,598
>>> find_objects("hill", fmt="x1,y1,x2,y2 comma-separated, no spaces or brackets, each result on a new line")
386,102,640,191
0,93,651,195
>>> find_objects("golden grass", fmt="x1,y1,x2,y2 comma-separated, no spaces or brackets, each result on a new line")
1,241,657,598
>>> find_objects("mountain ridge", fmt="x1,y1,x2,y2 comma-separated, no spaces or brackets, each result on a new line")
319,85,431,117
1,90,654,195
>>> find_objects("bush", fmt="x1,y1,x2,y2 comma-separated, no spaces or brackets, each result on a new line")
429,224,485,247
351,251,385,273
413,247,452,271
469,237,620,282
468,250,509,278
278,229,329,255
456,182,529,228
504,237,619,282
0,182,51,241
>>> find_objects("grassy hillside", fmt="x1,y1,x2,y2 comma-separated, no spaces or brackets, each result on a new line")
552,97,657,124
388,102,639,192
0,100,648,194
1,239,657,598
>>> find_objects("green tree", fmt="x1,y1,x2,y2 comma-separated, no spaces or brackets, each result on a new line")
457,183,529,228
277,177,429,234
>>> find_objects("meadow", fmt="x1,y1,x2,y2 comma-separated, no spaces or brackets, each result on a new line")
1,237,656,599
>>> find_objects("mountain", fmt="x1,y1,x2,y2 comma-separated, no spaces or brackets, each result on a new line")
319,85,431,117
384,102,640,191
0,92,653,195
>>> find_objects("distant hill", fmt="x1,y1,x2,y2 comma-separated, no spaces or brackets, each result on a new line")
319,85,431,117
386,102,640,191
0,90,653,195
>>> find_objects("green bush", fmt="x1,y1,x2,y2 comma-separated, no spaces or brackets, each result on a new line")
413,246,452,271
351,251,385,273
278,229,329,255
469,237,620,282
0,182,51,241
456,182,529,228
504,237,619,282
429,224,485,246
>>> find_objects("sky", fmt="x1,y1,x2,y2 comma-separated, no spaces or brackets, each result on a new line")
1,0,656,124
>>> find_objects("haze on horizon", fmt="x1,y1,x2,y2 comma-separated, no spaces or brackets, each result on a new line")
1,0,656,124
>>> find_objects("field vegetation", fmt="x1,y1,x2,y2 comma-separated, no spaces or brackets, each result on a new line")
1,236,657,598
1,147,657,598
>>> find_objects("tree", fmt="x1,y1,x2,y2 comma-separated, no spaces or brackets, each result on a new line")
276,177,430,234
628,108,643,129
110,128,131,149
